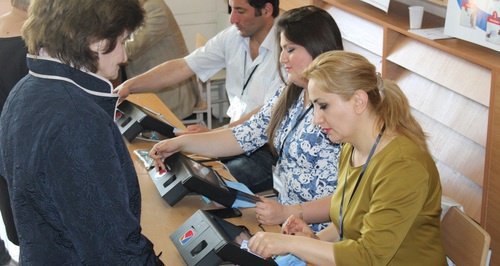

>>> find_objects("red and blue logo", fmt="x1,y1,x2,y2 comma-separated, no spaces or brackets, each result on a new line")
179,229,195,245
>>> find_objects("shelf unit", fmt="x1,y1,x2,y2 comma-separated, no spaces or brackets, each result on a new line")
428,0,448,5
281,0,500,264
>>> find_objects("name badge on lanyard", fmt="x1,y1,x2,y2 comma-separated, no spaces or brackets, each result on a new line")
272,164,285,194
226,97,247,121
226,62,260,121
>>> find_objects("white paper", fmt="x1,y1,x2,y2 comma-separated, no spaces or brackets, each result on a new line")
408,27,453,40
362,0,391,13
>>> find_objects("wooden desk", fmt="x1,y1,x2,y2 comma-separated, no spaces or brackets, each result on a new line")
124,93,280,265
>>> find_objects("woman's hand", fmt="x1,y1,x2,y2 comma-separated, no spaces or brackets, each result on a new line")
247,232,291,259
174,124,210,136
282,215,317,239
149,138,182,171
255,197,290,226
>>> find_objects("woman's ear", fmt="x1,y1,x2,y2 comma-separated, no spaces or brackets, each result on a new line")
90,40,105,53
353,90,368,114
90,41,100,53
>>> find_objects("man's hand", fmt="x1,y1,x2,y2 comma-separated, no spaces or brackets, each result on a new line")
113,80,132,104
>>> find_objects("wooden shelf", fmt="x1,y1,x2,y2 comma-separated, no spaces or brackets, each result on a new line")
322,0,500,70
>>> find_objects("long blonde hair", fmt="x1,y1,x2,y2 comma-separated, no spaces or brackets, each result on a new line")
304,51,429,152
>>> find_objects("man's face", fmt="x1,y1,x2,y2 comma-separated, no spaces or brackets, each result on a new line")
229,0,267,37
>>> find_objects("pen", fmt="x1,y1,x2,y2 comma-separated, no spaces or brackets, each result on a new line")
141,106,171,124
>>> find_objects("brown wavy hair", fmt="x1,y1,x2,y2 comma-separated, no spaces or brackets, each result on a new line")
22,0,144,73
267,5,343,156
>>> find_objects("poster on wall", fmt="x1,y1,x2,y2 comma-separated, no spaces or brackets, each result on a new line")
444,0,500,52
362,0,391,13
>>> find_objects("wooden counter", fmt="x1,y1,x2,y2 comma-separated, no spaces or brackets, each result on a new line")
125,93,280,265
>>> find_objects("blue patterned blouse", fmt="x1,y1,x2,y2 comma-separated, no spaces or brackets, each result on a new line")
233,86,340,231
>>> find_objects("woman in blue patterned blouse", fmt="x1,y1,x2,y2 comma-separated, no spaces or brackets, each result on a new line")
150,5,343,232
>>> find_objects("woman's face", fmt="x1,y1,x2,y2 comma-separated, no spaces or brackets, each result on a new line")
92,32,128,80
309,78,356,143
279,32,313,88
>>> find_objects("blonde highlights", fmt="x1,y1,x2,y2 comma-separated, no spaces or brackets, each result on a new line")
304,51,429,152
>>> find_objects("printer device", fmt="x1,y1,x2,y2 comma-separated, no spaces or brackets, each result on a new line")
149,152,261,207
170,209,277,266
115,100,176,142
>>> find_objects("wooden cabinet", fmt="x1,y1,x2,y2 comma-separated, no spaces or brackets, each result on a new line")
281,0,500,264
428,0,448,6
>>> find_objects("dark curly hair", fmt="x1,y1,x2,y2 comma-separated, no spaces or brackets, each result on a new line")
22,0,145,73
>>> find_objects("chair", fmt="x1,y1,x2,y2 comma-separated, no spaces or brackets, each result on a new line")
441,206,491,266
182,33,228,129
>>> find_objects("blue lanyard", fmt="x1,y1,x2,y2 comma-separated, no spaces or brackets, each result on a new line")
278,105,313,158
338,126,385,241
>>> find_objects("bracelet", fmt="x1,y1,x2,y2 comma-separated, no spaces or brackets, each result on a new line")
298,203,303,220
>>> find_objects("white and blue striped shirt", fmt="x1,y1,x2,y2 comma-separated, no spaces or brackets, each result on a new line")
185,25,284,121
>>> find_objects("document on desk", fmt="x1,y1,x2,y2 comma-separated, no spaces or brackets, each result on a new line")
134,149,154,169
408,27,452,40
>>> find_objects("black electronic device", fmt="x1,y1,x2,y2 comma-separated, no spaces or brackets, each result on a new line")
149,152,262,207
115,100,175,142
206,208,242,219
170,209,277,266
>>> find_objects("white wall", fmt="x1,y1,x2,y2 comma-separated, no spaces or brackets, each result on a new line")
0,0,229,53
165,0,230,52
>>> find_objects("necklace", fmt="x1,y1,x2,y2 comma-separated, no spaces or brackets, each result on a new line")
338,126,385,240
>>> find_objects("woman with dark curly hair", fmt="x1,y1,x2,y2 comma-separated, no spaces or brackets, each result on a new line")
0,0,164,264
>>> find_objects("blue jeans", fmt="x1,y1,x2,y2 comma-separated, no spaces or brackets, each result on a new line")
221,145,277,193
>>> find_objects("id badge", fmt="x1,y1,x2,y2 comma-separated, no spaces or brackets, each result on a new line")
272,163,284,195
226,96,247,121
